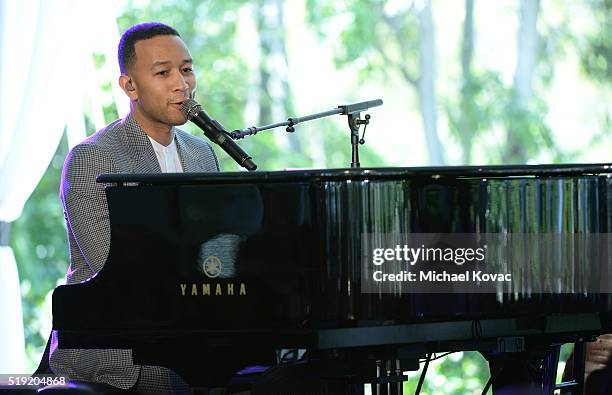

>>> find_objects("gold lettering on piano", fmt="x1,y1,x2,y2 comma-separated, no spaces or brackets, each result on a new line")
179,283,247,296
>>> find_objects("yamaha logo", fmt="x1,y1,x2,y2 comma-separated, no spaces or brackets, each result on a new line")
181,241,247,297
202,255,222,278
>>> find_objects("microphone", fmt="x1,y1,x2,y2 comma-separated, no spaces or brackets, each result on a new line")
181,98,257,171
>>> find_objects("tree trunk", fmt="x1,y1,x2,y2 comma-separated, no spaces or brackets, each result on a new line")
417,0,445,165
503,0,540,163
513,0,539,100
459,0,475,164
256,0,301,152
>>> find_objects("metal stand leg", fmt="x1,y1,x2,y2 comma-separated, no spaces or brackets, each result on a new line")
542,345,560,395
370,359,406,395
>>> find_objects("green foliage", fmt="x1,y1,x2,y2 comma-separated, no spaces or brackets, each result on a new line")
445,70,503,164
580,0,612,84
402,352,489,395
500,93,558,164
308,0,592,165
11,134,69,371
306,0,419,83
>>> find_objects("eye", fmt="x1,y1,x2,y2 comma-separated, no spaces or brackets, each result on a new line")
156,70,169,76
182,66,194,73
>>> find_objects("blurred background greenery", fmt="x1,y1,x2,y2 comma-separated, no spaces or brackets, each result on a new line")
11,0,610,393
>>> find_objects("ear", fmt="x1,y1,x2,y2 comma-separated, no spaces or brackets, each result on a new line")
119,75,138,101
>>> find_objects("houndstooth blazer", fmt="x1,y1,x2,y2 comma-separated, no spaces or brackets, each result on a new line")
50,113,219,389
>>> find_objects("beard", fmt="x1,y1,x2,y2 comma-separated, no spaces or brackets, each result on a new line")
137,102,188,128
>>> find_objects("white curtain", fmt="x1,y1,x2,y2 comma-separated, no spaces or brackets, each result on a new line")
0,0,125,372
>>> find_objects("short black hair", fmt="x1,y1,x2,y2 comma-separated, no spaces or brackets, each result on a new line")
118,22,180,74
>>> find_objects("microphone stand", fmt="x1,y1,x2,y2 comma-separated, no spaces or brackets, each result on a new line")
229,99,383,168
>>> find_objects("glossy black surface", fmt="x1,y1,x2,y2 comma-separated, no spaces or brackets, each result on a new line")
53,164,612,378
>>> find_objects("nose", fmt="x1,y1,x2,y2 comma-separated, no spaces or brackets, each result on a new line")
173,71,189,92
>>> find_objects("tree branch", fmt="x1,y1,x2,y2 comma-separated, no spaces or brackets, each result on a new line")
377,9,419,87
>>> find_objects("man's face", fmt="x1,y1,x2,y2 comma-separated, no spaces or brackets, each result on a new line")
126,35,195,129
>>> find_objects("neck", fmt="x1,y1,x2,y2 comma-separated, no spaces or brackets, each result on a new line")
131,108,174,146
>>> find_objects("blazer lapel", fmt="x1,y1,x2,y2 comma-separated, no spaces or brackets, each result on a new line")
174,129,196,172
121,113,161,174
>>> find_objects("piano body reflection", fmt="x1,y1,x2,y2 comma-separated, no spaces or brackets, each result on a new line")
52,164,612,392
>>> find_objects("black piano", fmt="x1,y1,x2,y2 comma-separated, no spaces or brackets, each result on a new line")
52,164,612,393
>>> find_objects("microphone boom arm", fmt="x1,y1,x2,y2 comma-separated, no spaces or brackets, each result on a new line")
228,99,383,169
229,99,383,138
229,107,343,139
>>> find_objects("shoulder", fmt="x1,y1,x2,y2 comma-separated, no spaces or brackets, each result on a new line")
62,122,123,191
64,142,112,170
80,118,125,149
62,143,116,193
64,121,121,172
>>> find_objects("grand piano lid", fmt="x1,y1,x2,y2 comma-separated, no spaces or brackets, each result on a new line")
97,163,612,184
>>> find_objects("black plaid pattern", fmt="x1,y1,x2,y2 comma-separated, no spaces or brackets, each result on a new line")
50,113,219,391
135,365,191,394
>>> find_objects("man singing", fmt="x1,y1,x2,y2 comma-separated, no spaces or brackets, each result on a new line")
50,22,218,394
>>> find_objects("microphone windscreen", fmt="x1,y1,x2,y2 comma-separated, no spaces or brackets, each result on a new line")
181,98,202,119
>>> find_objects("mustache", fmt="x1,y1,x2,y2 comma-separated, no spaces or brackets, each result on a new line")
169,92,194,104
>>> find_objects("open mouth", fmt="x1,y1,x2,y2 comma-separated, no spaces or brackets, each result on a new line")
170,101,185,112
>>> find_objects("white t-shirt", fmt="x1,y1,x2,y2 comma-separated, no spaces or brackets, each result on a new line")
148,135,184,173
